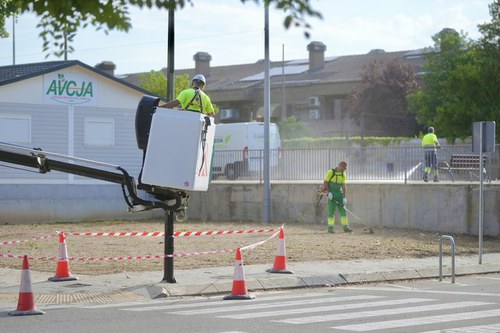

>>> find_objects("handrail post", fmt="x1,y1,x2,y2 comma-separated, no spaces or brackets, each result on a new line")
439,235,455,283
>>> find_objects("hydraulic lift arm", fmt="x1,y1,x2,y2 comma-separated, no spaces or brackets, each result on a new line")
0,142,186,212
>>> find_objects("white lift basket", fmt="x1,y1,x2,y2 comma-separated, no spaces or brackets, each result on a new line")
140,108,216,191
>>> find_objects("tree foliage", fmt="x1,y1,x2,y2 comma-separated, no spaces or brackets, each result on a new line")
278,115,311,139
140,71,189,98
408,1,500,141
0,0,21,38
347,59,420,137
0,0,321,58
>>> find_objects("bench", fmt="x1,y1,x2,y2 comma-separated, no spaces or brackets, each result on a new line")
438,154,488,182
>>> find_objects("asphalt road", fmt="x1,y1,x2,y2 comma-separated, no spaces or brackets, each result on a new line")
2,273,500,333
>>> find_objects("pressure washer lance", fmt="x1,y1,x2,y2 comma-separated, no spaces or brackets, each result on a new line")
315,188,374,234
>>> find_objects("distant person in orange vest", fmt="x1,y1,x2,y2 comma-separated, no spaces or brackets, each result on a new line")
422,127,440,182
160,74,215,116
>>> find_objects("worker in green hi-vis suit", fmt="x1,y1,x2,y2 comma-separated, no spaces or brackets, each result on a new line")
321,161,352,234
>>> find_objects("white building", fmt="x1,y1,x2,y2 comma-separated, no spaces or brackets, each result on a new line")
0,60,162,223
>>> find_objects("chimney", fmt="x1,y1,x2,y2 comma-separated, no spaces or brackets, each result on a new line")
307,41,326,71
95,61,116,76
193,52,212,76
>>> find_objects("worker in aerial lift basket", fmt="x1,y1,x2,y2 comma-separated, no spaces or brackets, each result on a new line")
159,74,215,116
321,161,352,234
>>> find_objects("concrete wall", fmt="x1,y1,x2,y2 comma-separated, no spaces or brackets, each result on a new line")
188,182,500,236
1,182,498,237
0,184,161,224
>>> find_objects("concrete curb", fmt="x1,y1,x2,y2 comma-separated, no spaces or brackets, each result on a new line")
1,255,500,304
139,264,500,299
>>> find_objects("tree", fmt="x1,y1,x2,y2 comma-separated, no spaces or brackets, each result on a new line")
0,1,20,38
278,115,311,139
140,72,189,98
0,0,322,58
347,59,420,137
408,2,500,142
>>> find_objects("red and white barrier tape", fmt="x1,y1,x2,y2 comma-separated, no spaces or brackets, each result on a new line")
64,228,277,238
66,231,164,237
174,229,277,237
0,226,284,261
0,234,55,246
241,228,281,251
0,229,279,246
0,249,236,261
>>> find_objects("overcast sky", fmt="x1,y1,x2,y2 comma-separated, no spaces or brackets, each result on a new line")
0,0,493,75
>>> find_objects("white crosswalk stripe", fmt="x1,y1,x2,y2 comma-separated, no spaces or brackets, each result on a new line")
119,292,322,312
275,301,490,325
421,323,500,333
333,308,500,332
220,298,432,319
166,295,382,315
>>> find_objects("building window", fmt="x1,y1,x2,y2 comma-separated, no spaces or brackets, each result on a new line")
0,115,31,143
84,117,114,146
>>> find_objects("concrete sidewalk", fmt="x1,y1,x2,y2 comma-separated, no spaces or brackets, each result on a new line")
1,253,500,305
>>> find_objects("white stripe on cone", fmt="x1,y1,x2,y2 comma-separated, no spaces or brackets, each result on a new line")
233,249,246,281
19,266,33,293
276,229,286,256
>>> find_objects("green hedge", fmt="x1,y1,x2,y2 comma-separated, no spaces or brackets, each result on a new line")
282,136,414,148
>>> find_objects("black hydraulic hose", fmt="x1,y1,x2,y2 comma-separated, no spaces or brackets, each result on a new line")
116,166,182,211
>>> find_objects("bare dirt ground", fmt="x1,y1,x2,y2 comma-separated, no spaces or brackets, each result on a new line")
0,220,498,275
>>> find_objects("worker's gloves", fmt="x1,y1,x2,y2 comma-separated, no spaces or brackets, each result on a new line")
327,192,333,200
342,198,347,206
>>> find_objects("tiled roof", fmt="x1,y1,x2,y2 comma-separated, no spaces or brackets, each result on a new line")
0,61,71,84
0,60,156,96
119,49,426,94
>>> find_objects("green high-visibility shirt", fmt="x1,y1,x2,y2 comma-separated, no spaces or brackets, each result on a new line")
176,88,215,115
324,168,347,193
422,133,438,146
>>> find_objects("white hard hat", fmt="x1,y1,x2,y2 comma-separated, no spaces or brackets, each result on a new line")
192,74,206,85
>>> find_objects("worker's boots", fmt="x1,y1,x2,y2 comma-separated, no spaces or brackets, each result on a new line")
423,173,429,182
433,175,439,182
327,226,334,234
343,225,353,233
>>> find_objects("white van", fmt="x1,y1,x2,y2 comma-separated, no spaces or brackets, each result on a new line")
212,122,281,180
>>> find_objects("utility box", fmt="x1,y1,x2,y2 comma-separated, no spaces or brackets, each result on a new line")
141,108,215,191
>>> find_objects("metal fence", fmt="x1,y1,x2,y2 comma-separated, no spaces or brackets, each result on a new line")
212,144,499,183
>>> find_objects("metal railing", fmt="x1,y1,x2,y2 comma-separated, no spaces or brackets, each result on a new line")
439,235,456,283
212,144,499,182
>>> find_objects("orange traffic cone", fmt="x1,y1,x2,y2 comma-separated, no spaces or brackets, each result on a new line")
223,248,255,300
9,255,45,316
48,232,78,282
267,228,293,274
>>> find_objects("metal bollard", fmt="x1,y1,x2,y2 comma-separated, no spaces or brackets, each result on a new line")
439,235,455,283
